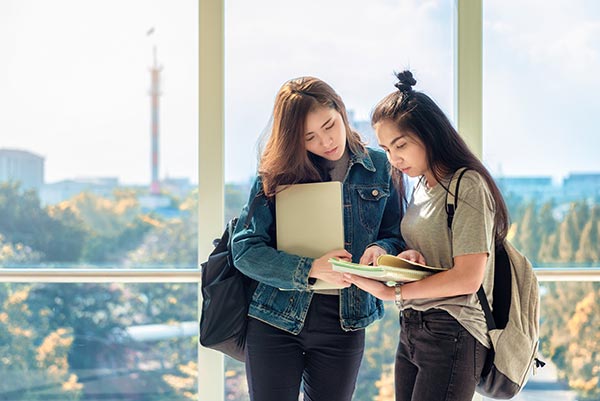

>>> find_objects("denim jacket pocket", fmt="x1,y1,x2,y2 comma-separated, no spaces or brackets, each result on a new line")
356,186,390,233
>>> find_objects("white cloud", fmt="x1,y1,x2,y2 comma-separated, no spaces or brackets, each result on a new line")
485,0,600,85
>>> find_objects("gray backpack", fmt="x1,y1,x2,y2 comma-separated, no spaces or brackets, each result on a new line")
446,168,544,399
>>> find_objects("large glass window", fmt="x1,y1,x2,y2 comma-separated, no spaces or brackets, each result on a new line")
483,0,600,269
483,1,600,399
0,1,198,268
0,2,200,399
0,282,198,400
224,1,454,398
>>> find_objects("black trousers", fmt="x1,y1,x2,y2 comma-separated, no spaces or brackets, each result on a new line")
395,309,489,401
245,294,365,401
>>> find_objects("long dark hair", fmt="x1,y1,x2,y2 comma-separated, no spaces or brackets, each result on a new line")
371,70,509,243
259,76,365,197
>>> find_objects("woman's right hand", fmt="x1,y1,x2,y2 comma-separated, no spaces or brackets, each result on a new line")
309,249,352,287
398,249,426,265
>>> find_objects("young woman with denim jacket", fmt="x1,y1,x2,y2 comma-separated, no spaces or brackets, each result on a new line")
343,71,510,401
231,76,403,401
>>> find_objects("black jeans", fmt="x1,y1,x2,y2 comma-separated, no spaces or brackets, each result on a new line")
395,309,488,401
245,294,365,401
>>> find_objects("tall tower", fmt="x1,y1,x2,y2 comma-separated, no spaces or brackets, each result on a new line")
149,45,162,195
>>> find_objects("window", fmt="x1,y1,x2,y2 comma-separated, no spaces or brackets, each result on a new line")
0,282,198,399
483,1,600,267
0,1,198,268
0,2,201,400
224,1,454,398
483,1,600,399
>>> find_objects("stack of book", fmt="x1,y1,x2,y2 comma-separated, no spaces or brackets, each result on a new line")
330,255,448,284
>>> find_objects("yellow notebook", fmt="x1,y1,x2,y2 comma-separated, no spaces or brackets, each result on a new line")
276,181,345,290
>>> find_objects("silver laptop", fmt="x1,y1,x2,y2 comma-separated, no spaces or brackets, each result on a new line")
276,181,345,290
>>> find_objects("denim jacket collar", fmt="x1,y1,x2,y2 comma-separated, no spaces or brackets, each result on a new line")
348,148,376,174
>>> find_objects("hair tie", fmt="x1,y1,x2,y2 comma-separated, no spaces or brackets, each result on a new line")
394,70,417,95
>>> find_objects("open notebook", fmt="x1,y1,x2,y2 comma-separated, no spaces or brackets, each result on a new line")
276,181,345,290
330,254,448,284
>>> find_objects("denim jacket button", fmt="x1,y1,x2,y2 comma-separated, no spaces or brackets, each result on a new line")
371,189,379,197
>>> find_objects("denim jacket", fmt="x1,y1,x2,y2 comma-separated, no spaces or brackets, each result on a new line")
231,148,403,334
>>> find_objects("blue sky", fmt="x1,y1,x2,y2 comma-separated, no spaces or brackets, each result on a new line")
0,0,198,185
0,0,598,185
483,0,600,182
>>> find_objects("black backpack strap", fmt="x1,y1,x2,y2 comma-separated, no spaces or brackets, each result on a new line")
243,192,264,228
446,167,497,331
221,192,264,245
239,189,277,248
477,286,496,330
445,167,469,229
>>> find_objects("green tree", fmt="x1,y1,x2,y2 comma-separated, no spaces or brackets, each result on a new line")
0,182,86,262
564,289,600,400
0,284,82,400
0,234,42,265
537,201,559,263
538,232,560,263
558,203,583,262
513,202,540,263
59,192,155,263
575,205,599,263
540,282,600,401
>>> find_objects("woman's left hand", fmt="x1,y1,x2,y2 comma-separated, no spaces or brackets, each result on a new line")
342,273,394,301
359,245,387,266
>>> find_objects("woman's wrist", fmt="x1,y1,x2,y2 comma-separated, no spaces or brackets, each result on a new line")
394,283,404,308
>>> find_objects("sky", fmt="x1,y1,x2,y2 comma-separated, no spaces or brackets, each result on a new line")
1,0,599,186
0,0,199,185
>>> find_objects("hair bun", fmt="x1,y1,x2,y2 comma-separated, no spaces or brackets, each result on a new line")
394,70,417,94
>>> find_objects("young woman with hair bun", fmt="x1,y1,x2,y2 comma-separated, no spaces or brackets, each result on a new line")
344,70,509,401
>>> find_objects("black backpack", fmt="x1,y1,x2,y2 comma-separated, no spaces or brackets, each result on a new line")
199,195,262,362
446,168,544,399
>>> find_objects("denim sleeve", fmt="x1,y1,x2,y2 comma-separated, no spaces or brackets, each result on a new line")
231,177,314,291
369,172,405,255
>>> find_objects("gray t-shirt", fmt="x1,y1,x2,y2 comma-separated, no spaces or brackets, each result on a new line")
400,170,496,347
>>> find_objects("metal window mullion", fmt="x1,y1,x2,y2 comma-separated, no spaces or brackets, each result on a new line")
456,0,483,159
0,269,201,283
199,0,225,400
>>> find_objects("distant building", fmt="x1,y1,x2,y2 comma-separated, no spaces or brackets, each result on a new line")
496,174,600,204
161,176,193,198
40,177,119,205
563,173,600,200
347,110,378,147
0,148,44,192
138,194,172,210
496,176,555,199
496,176,564,204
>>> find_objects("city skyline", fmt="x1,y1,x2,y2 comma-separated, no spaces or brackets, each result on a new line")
1,0,598,186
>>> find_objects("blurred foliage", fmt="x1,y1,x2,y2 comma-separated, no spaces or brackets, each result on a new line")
0,182,86,262
0,181,599,400
540,282,600,401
